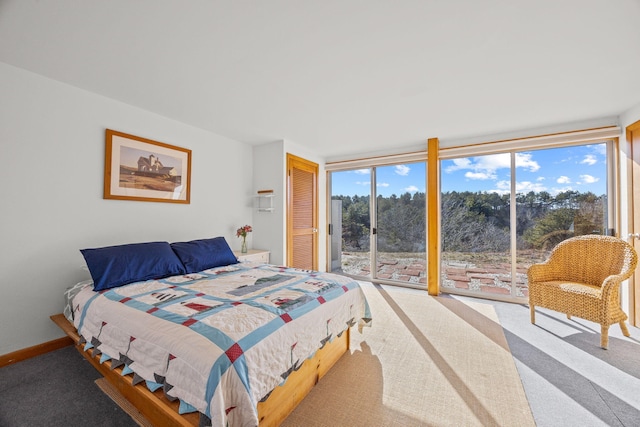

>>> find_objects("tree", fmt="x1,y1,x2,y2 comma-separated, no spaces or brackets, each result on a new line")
335,189,606,254
377,192,426,252
523,208,576,249
441,192,509,252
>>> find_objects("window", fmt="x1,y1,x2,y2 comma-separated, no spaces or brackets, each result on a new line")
326,128,619,300
440,142,613,301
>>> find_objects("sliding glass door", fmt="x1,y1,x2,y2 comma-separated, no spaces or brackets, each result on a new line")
330,169,372,278
375,164,426,285
440,154,512,296
329,162,427,287
514,144,609,299
328,141,611,300
441,142,610,300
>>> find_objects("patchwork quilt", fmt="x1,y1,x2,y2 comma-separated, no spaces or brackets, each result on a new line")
71,262,371,426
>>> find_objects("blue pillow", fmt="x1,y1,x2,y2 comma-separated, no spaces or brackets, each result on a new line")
80,241,187,291
170,237,238,273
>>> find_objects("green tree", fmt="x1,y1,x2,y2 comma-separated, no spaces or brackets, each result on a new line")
523,208,576,249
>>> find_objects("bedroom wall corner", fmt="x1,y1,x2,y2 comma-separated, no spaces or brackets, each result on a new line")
251,140,327,270
0,62,253,355
252,141,286,265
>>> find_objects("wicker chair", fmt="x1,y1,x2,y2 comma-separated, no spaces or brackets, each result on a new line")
528,235,637,349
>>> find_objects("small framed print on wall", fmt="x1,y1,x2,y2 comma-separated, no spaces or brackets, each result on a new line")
104,129,191,204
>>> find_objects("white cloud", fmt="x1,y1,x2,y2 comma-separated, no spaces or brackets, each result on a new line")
491,180,547,195
445,158,472,172
515,153,540,172
587,143,607,156
354,169,370,175
537,176,545,181
579,174,599,184
395,165,410,176
444,152,539,179
355,181,370,186
580,155,597,165
377,182,390,187
404,185,419,193
475,153,511,170
494,180,511,194
465,171,495,180
557,176,571,184
516,181,546,192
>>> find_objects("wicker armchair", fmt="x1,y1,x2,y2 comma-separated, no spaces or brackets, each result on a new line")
528,235,637,349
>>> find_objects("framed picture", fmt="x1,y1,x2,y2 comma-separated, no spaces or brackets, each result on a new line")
104,129,191,203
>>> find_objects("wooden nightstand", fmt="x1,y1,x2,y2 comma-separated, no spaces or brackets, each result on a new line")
234,249,270,263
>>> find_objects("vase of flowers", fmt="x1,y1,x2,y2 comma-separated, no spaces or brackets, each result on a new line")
236,224,252,253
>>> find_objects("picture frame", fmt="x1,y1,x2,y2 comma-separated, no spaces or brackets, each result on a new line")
104,129,191,204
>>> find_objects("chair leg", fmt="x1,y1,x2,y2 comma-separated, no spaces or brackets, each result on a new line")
620,321,630,337
530,305,535,324
600,325,609,349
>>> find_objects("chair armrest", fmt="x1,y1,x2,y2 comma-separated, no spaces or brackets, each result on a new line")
527,262,557,283
600,273,628,297
600,253,637,295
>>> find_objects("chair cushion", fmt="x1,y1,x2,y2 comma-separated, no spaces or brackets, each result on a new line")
536,281,602,298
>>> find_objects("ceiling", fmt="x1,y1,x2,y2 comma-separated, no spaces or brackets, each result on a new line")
2,0,640,161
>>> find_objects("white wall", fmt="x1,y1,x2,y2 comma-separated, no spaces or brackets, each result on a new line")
620,102,640,130
252,140,327,269
252,141,286,265
0,62,253,355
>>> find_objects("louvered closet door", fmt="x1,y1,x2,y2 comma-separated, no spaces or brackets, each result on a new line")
287,154,318,270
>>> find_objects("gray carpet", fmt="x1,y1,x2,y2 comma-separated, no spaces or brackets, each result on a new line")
1,286,639,427
485,296,640,427
0,345,137,426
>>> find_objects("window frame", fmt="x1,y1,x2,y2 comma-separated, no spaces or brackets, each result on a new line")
325,126,621,302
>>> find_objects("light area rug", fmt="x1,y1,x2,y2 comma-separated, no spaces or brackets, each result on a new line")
282,282,535,427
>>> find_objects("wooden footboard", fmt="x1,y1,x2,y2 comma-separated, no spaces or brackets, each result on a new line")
257,326,349,426
50,313,349,427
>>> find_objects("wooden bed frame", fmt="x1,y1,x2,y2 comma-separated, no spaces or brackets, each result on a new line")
51,313,349,427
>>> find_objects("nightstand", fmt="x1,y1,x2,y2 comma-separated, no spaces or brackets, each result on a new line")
234,249,270,263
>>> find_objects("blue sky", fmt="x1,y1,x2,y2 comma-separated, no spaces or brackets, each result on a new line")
332,163,426,198
331,143,607,197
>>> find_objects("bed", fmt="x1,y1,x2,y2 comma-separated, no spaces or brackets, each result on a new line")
53,238,371,427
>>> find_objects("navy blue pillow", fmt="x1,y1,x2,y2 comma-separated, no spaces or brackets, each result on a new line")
80,241,187,291
170,237,238,273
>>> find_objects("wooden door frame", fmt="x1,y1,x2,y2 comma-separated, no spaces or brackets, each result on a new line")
627,120,640,326
286,153,319,269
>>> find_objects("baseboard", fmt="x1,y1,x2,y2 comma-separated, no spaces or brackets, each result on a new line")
0,336,73,368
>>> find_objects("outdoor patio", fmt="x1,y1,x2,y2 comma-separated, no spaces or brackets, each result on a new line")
339,252,531,297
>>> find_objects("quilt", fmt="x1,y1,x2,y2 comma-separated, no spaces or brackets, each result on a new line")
71,262,371,426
